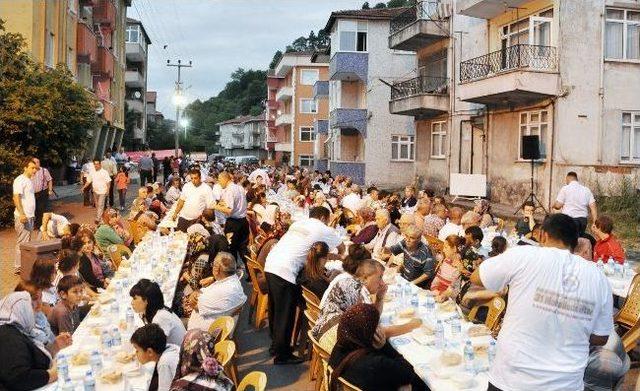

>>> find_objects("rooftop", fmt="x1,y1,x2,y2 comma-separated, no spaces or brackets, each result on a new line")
217,113,265,126
325,7,410,31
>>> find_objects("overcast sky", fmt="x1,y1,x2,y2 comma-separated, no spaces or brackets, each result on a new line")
129,0,365,117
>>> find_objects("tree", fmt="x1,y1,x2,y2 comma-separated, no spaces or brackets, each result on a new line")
373,2,387,8
122,102,139,150
387,0,415,7
269,50,283,69
362,2,371,9
0,19,99,226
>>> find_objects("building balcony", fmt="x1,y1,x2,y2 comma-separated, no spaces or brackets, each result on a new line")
328,161,366,185
276,86,293,102
91,46,114,78
133,127,145,140
125,41,146,62
313,80,329,99
274,143,292,152
126,99,144,113
314,158,329,172
267,100,279,110
267,72,281,90
93,0,116,27
388,1,450,51
459,44,559,106
390,75,449,117
329,52,368,82
275,113,293,126
125,70,144,88
77,63,93,90
458,0,529,19
329,108,367,136
76,22,97,63
100,99,114,123
314,119,329,135
266,127,279,143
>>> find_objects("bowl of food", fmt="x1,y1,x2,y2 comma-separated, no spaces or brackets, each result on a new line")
467,325,491,338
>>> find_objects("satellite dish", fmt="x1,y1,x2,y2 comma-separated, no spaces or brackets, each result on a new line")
95,101,104,115
133,91,142,99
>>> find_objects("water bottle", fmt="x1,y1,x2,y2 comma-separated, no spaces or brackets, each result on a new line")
110,301,119,315
451,313,462,339
89,350,103,374
614,261,623,278
84,370,97,391
426,296,436,314
435,319,444,349
488,339,497,364
623,260,631,278
60,378,75,391
608,257,615,268
410,292,419,308
111,327,122,347
464,340,475,372
596,258,604,272
101,328,112,349
115,280,123,296
399,281,407,304
57,354,69,380
126,307,135,330
404,284,412,307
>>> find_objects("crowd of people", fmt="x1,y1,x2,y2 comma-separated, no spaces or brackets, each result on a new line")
5,153,634,391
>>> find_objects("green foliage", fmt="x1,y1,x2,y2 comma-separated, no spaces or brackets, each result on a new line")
364,0,415,8
595,177,640,250
0,19,99,226
373,2,387,8
284,29,330,54
269,50,283,70
362,2,371,9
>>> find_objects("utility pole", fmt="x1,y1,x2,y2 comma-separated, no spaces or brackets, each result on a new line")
166,59,192,157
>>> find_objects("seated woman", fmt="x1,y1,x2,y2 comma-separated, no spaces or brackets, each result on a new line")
351,207,378,245
170,329,234,391
320,244,371,307
165,177,182,209
94,208,130,258
592,216,626,264
430,235,466,294
473,199,495,228
296,242,336,299
130,279,186,346
0,292,60,389
328,303,428,391
30,258,58,310
72,235,109,291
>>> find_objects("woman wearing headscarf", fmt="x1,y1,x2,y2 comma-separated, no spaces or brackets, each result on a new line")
170,329,234,391
328,303,427,391
0,292,59,390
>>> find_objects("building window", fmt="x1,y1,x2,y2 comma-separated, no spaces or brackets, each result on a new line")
299,155,314,167
300,126,315,142
338,20,367,52
500,8,553,47
391,135,415,161
126,25,139,43
605,9,640,60
45,32,55,68
621,112,640,162
300,99,317,114
519,110,549,160
431,122,447,159
300,69,319,85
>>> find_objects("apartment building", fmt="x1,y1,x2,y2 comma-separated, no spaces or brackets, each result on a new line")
267,52,330,167
217,115,267,159
324,8,417,187
146,91,164,124
311,52,331,172
391,0,640,205
125,17,151,148
0,0,130,161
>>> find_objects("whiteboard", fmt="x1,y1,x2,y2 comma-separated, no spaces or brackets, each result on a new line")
449,173,487,198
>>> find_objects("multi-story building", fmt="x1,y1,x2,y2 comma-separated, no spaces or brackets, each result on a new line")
311,52,331,172
0,0,130,161
268,52,330,168
324,8,417,186
146,91,164,124
217,115,267,159
125,17,151,148
390,0,640,206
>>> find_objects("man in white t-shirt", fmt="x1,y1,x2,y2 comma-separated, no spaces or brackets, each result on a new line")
264,206,344,365
553,171,597,235
40,212,70,240
13,157,38,274
438,206,464,241
81,159,112,222
471,214,613,391
172,169,214,232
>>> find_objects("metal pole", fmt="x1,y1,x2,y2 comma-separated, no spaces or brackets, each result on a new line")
167,60,192,157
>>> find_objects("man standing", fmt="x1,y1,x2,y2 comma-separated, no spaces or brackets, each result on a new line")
13,157,38,275
172,169,214,232
264,206,344,365
81,159,112,223
138,153,154,187
553,171,597,235
471,214,612,390
102,152,117,208
31,158,53,229
211,172,249,272
151,152,159,184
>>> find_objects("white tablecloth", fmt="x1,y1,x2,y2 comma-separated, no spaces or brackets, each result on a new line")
40,232,189,390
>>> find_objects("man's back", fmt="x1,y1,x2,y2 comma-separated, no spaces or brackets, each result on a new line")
479,246,613,390
558,181,594,218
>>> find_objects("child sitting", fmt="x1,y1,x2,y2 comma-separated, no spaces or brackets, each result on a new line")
130,324,180,391
48,275,84,335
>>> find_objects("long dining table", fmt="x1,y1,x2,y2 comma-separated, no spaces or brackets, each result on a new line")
39,231,189,390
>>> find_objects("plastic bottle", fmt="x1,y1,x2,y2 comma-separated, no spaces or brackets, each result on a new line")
57,354,69,381
451,313,462,339
60,378,75,391
464,340,475,372
623,259,631,278
89,350,103,374
84,370,97,391
435,319,444,349
126,307,135,330
410,292,419,308
111,327,122,347
614,261,623,278
110,301,119,315
101,329,112,349
596,258,604,272
488,339,497,364
426,296,436,314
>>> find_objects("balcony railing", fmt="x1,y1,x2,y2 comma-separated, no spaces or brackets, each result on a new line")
93,0,116,27
460,44,558,83
390,1,443,35
391,75,448,100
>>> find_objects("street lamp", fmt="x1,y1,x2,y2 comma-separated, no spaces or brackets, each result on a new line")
179,118,190,128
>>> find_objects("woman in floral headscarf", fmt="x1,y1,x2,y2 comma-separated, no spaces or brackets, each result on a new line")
328,303,426,391
170,329,234,391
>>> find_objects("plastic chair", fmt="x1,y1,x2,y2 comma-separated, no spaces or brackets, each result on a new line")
246,260,269,329
108,244,131,268
214,340,238,385
308,330,330,389
615,274,640,330
325,365,363,391
237,371,267,391
468,296,506,331
208,316,235,343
